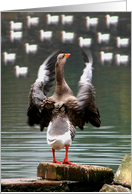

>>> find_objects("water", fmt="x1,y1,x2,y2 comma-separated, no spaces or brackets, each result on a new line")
1,12,131,179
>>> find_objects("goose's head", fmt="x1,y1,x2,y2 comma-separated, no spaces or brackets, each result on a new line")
57,53,70,63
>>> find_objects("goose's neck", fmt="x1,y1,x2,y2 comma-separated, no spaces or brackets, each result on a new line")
53,61,73,100
55,63,66,86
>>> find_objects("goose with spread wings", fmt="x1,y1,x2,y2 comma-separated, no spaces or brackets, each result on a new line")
27,49,101,165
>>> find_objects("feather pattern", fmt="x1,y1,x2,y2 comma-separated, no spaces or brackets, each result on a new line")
76,49,101,127
27,50,62,128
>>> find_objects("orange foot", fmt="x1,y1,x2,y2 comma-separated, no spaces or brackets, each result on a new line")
53,159,62,164
62,158,76,165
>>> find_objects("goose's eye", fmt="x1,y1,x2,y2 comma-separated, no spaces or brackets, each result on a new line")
60,54,64,59
60,54,65,59
57,54,65,61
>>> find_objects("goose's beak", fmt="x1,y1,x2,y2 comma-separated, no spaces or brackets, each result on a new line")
65,53,71,59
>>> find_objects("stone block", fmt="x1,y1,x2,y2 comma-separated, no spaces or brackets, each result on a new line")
114,155,131,188
37,162,113,184
99,184,131,192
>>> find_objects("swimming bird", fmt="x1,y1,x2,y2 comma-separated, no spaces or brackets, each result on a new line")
85,16,98,30
27,49,101,165
116,37,129,48
105,14,119,29
46,14,59,25
39,30,52,41
24,43,38,54
61,31,74,43
115,54,129,66
100,51,113,65
9,30,23,42
14,65,29,78
26,16,39,28
61,14,73,25
9,21,23,31
3,52,16,65
78,37,92,48
97,32,110,44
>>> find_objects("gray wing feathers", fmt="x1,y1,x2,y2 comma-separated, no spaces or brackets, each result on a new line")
77,49,94,108
27,50,61,127
36,50,61,95
77,49,101,127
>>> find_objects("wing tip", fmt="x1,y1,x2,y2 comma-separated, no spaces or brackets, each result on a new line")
81,48,93,65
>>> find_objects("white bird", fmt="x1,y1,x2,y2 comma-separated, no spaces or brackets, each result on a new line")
9,30,23,42
3,52,16,65
9,21,23,31
61,14,73,25
116,37,129,48
24,43,38,54
14,65,29,78
39,30,52,41
26,16,39,28
61,31,74,43
78,37,92,47
85,16,98,30
46,14,59,25
97,32,110,44
105,14,119,29
100,51,113,65
115,54,129,66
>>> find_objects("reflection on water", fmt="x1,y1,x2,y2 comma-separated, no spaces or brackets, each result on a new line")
1,12,131,179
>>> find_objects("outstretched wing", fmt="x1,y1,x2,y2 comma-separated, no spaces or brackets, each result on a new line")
65,49,101,129
27,50,61,130
77,49,101,128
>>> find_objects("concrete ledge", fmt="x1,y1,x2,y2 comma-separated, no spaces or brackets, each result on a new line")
1,178,69,192
1,178,66,186
37,162,114,184
1,178,110,192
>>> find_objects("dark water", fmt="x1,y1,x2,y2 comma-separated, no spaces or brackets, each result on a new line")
1,12,131,179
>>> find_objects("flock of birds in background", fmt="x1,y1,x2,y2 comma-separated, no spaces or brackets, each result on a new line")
2,13,130,78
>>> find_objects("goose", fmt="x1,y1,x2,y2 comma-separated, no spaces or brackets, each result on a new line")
61,15,73,25
105,14,119,29
85,16,98,30
115,54,129,66
3,52,16,65
100,51,113,65
46,14,59,25
9,21,23,31
78,37,92,48
116,37,129,48
14,65,29,78
97,32,110,44
26,16,39,28
27,49,101,165
9,30,23,42
24,43,38,54
61,31,74,43
39,30,52,41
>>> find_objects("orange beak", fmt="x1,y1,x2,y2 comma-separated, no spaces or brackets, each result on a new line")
65,53,71,59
